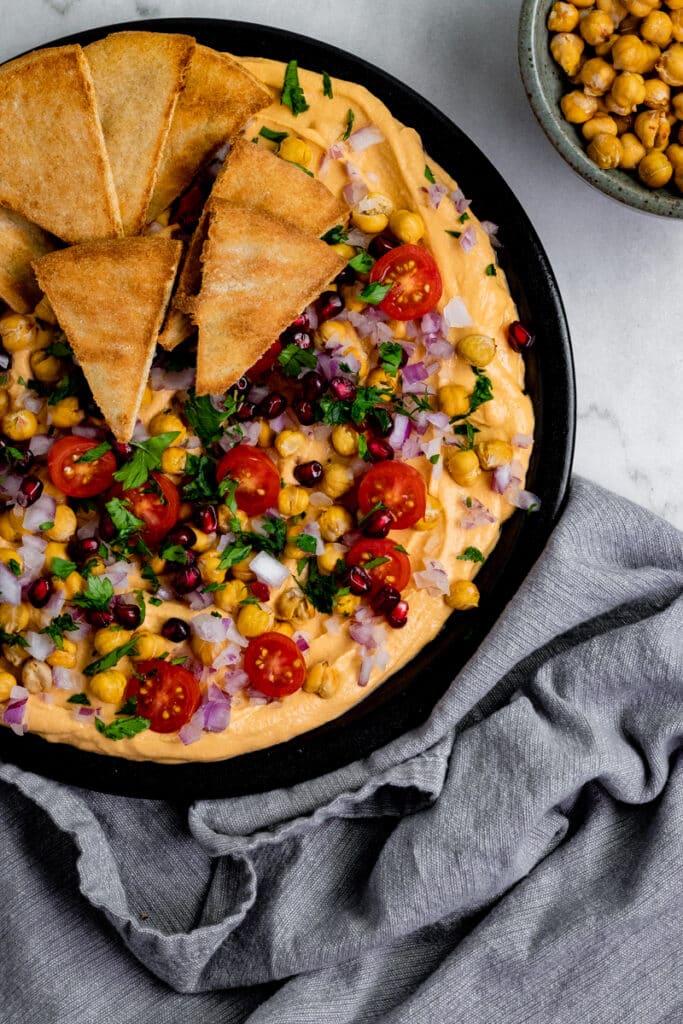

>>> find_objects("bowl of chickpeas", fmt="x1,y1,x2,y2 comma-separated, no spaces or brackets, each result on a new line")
519,0,683,217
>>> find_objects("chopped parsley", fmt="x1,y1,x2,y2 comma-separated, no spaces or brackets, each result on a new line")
459,211,471,224
357,499,386,527
94,716,150,740
357,434,369,461
281,59,309,116
278,343,318,378
47,374,81,406
0,627,28,649
378,341,404,377
424,165,436,183
318,384,393,429
468,368,494,412
485,263,497,277
452,421,480,449
348,250,375,274
41,613,78,651
113,432,180,489
45,338,72,358
322,70,333,98
38,522,54,532
160,544,188,565
181,453,220,503
184,391,240,446
104,497,145,543
6,559,21,577
117,696,137,715
75,441,112,464
141,563,160,594
360,281,392,306
67,693,91,706
457,546,486,564
296,558,346,614
295,533,318,555
343,108,355,140
233,515,287,559
259,125,288,145
218,541,254,571
322,225,348,245
428,454,440,465
445,229,462,239
362,556,390,571
71,575,114,613
134,590,146,627
84,637,139,677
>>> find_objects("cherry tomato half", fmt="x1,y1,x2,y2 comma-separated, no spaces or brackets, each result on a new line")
216,445,280,517
125,659,201,733
109,472,180,547
357,463,427,530
247,340,282,380
346,537,411,596
369,243,443,320
47,436,117,499
244,632,307,699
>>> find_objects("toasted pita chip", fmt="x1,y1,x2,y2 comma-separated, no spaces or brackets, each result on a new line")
85,32,195,236
189,203,344,395
0,45,122,242
0,207,57,314
34,238,181,441
147,46,271,222
158,307,194,351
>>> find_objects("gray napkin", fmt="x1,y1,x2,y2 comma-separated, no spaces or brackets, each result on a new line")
1,477,682,1024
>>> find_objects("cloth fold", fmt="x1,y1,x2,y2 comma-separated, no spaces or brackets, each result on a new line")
1,477,682,1023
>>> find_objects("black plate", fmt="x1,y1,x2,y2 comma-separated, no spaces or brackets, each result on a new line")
0,18,575,799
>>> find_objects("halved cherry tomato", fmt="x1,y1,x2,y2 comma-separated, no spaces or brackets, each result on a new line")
346,537,411,596
369,243,442,320
125,659,201,733
357,463,427,530
244,632,307,698
216,445,280,517
247,340,282,379
47,436,117,499
109,472,180,547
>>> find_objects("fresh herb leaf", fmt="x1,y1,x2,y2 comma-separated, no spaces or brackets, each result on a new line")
184,393,233,446
322,225,348,245
239,595,260,606
485,263,497,277
219,477,239,516
360,281,392,306
105,497,145,542
342,108,355,140
357,499,386,526
296,558,342,614
113,432,179,489
362,556,390,570
47,374,81,406
452,421,480,448
134,590,146,627
117,696,138,715
378,341,404,377
259,125,288,145
41,613,78,651
95,715,150,740
38,522,54,532
357,434,369,461
296,533,318,554
141,563,160,594
170,656,188,666
281,59,309,116
322,70,333,98
7,558,21,577
468,368,494,412
72,575,114,613
234,515,287,559
445,229,462,239
45,338,72,358
218,541,253,571
201,581,226,593
428,453,440,465
318,385,393,429
0,627,28,648
466,496,473,508
75,441,112,463
459,211,471,224
67,693,91,706
424,165,436,183
181,453,220,503
84,637,139,677
278,343,318,378
160,544,187,565
393,543,408,554
348,250,374,274
149,597,162,607
457,546,486,563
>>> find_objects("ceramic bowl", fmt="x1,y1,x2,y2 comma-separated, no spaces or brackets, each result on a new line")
519,0,683,219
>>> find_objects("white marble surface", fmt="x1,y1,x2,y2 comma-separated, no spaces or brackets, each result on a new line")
1,0,681,527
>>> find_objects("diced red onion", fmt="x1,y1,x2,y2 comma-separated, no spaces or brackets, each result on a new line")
402,378,435,396
512,433,532,449
186,589,213,611
388,414,410,452
402,433,423,460
480,220,499,237
349,125,385,151
3,686,29,735
212,643,240,670
42,589,66,618
156,586,174,602
507,487,541,511
309,491,333,507
186,435,202,450
71,425,101,438
402,362,429,385
292,631,310,653
428,182,449,209
224,617,249,648
246,686,270,706
202,690,231,734
239,421,262,447
132,420,150,442
443,296,474,329
345,227,373,248
328,141,347,160
420,311,443,335
420,437,442,465
0,473,22,500
76,519,99,539
247,551,289,588
324,615,343,635
179,707,204,745
22,495,57,533
450,189,472,215
102,561,130,587
343,180,367,206
358,649,390,687
150,365,196,392
25,630,55,661
73,705,99,722
461,497,497,529
23,393,43,414
424,411,451,433
28,434,55,456
191,613,229,643
510,459,525,486
223,669,249,695
412,558,450,596
268,412,288,433
16,542,46,585
460,226,477,253
349,620,379,651
0,563,22,605
492,463,513,495
52,667,79,690
68,617,91,642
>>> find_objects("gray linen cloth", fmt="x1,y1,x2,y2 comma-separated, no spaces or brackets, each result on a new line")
1,476,682,1024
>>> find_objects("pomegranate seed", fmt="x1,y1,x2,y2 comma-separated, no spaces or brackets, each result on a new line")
290,311,311,331
161,617,190,643
194,505,217,534
372,584,401,614
293,460,323,487
87,609,113,629
231,376,250,394
165,524,197,549
335,264,356,287
366,437,394,462
368,232,399,259
292,399,315,426
99,513,117,542
114,603,141,629
316,290,343,322
17,476,43,507
250,581,270,602
112,442,133,464
362,508,395,539
367,409,394,438
0,343,11,373
70,537,100,563
236,401,256,422
302,371,326,402
173,565,201,594
507,320,535,352
28,576,52,608
259,392,287,419
386,599,409,628
329,376,356,402
281,327,314,350
346,565,372,596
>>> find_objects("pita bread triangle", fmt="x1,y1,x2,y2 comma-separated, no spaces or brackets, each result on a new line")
33,238,181,441
85,32,195,236
146,45,271,223
0,207,57,314
0,45,122,243
189,202,345,395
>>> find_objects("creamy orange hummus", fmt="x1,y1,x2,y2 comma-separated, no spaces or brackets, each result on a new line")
0,56,533,763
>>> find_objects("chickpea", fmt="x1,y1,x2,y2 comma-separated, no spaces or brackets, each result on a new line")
334,592,360,617
190,635,226,667
43,505,77,542
0,390,8,418
415,494,444,531
22,658,52,693
388,209,425,244
642,9,674,44
624,0,660,14
332,242,356,261
53,570,85,599
351,192,393,234
271,620,295,638
673,92,683,118
638,148,674,185
89,669,127,705
0,669,16,701
132,631,168,660
438,384,470,417
93,628,133,657
278,484,310,517
46,638,77,669
580,10,615,46
275,587,315,622
321,462,354,499
331,423,358,457
587,131,624,166
274,429,306,458
218,505,248,533
237,604,274,638
0,312,39,351
366,367,397,394
656,41,683,83
213,578,249,613
190,529,214,554
29,348,61,383
620,131,648,165
634,108,671,146
612,34,648,70
254,420,274,449
669,0,683,11
580,56,617,93
642,76,671,106
159,446,186,474
597,0,628,24
50,395,84,429
610,71,646,108
582,114,620,139
548,2,580,32
475,440,514,470
2,409,38,441
666,141,683,168
445,580,480,611
671,10,683,41
317,542,346,574
640,40,663,72
561,89,600,123
574,0,598,6
446,449,480,486
279,136,312,167
148,412,185,444
230,555,255,582
595,34,619,56
551,33,585,76
3,644,29,667
318,505,353,542
197,550,225,585
611,112,634,133
303,661,339,699
456,334,496,367
0,603,30,633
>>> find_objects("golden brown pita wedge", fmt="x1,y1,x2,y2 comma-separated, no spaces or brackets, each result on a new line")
188,202,345,395
0,45,122,242
85,32,195,236
147,46,271,222
0,207,57,314
34,238,181,441
158,307,194,351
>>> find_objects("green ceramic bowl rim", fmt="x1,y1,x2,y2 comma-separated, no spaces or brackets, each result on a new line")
518,0,683,219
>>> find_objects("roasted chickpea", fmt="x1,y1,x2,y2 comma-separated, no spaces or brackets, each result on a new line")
548,1,580,32
446,449,480,486
230,555,255,583
213,578,249,612
445,580,480,611
0,549,22,573
89,670,127,705
303,661,339,699
641,9,674,44
366,367,397,394
161,446,187,475
415,494,443,531
46,638,77,669
580,56,617,93
612,33,648,70
43,505,77,542
332,242,356,261
475,440,514,470
318,505,353,542
30,348,61,383
656,41,683,83
352,192,393,234
582,114,619,139
0,669,16,702
610,71,647,108
197,550,225,586
22,658,52,693
333,592,360,617
148,412,185,444
438,384,470,417
634,107,671,146
456,334,497,367
274,429,305,458
2,409,38,441
236,604,274,638
672,92,683,118
619,131,648,165
551,33,586,76
666,141,683,168
50,396,83,429
275,588,315,622
561,89,600,122
587,131,624,165
597,0,627,23
642,76,671,106
0,313,39,351
388,209,425,244
0,390,9,418
321,462,354,499
0,603,30,633
279,136,312,167
638,148,674,184
93,628,133,657
580,10,615,46
671,10,683,41
278,485,310,517
317,542,346,574
330,423,358,457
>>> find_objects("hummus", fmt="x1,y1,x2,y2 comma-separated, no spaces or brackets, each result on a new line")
0,56,534,763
